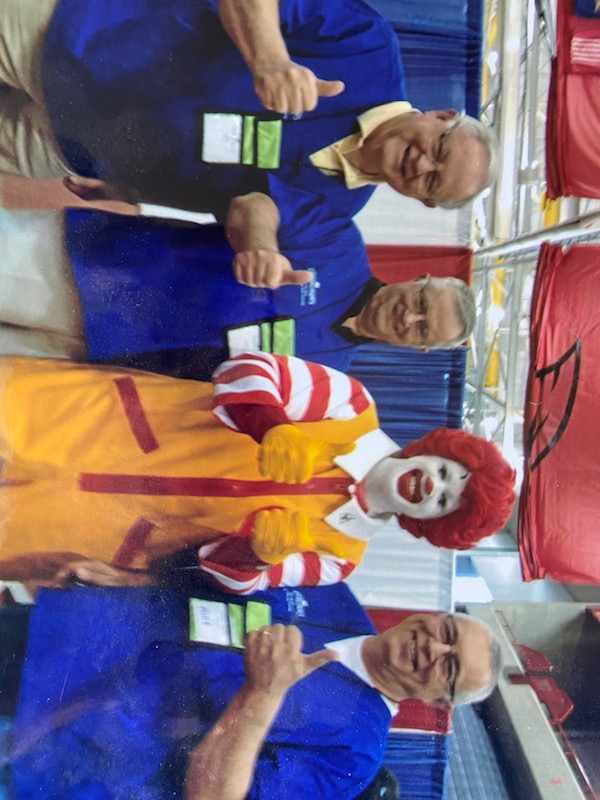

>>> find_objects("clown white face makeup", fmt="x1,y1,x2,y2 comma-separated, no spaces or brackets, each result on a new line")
359,454,470,519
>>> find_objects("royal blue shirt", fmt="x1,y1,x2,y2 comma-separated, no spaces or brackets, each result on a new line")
11,584,390,800
66,209,378,375
43,0,406,224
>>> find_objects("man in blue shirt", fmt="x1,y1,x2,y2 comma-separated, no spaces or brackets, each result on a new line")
0,0,495,285
0,209,476,375
6,580,501,799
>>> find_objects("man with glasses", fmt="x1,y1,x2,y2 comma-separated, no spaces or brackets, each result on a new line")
340,274,471,352
0,0,496,278
5,581,502,800
0,209,475,376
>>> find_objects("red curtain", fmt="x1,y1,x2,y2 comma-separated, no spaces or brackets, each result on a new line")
546,0,600,198
519,242,600,583
366,245,472,285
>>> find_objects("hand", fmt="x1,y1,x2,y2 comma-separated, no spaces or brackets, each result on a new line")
232,250,313,289
52,559,152,588
259,424,356,483
244,624,339,700
252,59,345,115
251,508,314,563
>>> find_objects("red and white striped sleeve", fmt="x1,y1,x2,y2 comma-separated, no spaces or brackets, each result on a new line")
211,352,373,431
197,536,357,595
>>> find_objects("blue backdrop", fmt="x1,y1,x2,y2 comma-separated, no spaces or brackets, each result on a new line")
350,344,468,443
366,0,485,116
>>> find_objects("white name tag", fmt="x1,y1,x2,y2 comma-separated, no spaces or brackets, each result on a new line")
202,113,243,164
227,323,262,356
189,599,231,646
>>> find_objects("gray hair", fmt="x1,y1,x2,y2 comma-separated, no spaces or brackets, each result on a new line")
439,115,499,209
429,276,476,348
453,614,504,706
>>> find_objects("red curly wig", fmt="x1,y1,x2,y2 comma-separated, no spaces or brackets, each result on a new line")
397,428,516,550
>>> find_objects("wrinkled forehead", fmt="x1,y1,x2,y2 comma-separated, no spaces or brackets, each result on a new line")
436,130,490,204
454,615,494,687
425,284,463,343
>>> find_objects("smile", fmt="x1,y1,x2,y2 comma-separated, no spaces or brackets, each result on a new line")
410,631,418,671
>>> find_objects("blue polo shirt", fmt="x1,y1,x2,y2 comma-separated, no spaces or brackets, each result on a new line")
43,0,406,225
11,584,390,799
66,209,377,375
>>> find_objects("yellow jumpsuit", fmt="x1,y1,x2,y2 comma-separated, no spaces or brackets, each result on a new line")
0,359,377,569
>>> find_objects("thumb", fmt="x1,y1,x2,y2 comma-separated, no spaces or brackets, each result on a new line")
316,79,345,98
303,648,340,675
280,268,314,286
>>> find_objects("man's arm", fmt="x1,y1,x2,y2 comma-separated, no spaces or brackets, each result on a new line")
185,624,338,800
217,0,344,114
226,192,312,288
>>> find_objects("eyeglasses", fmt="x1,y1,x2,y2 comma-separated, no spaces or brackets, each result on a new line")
412,276,430,348
424,118,462,201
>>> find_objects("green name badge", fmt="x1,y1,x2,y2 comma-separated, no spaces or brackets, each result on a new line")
201,113,282,169
226,316,296,357
189,599,272,648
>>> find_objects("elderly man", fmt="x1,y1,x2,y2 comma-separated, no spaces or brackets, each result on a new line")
0,351,515,591
6,582,502,799
0,209,474,375
1,0,495,278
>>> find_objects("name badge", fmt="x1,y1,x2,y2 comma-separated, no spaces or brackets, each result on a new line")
200,112,282,168
189,599,272,648
225,317,295,357
202,113,243,164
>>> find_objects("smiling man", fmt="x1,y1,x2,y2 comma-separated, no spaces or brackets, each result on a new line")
6,583,501,800
0,210,474,376
362,611,497,707
342,274,469,351
344,110,493,209
0,0,496,285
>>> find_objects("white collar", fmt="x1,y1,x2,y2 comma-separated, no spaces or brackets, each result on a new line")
324,429,401,540
335,428,400,481
325,635,397,716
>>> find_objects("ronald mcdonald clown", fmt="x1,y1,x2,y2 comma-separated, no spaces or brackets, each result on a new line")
0,352,515,593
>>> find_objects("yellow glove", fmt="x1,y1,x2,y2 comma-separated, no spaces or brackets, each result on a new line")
258,424,356,484
251,507,345,564
251,508,313,564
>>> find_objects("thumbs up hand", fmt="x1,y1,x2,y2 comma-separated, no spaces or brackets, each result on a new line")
258,424,355,484
233,250,313,289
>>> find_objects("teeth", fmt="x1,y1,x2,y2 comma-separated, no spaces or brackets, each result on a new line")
409,476,416,499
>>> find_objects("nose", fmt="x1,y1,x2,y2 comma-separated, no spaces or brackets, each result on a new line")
423,476,434,496
415,151,437,174
404,310,426,326
428,639,451,661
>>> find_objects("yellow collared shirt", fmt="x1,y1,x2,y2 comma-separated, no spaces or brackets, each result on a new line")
309,101,413,188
